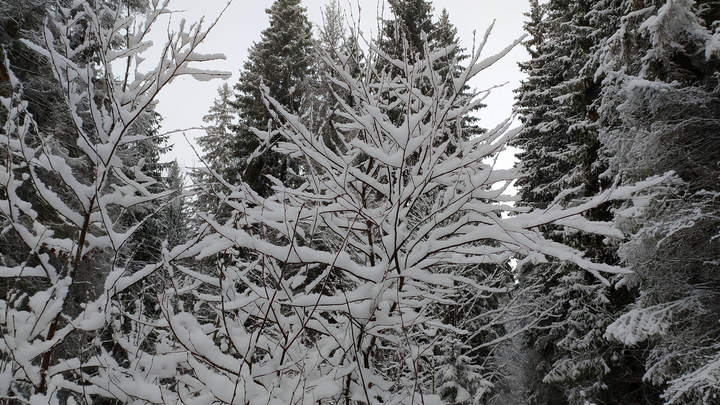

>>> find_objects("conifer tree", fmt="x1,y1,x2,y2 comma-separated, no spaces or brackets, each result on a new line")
307,0,350,153
512,1,652,403
598,1,720,402
0,0,59,269
376,0,435,130
429,9,462,85
199,82,235,176
513,0,607,209
230,0,315,197
123,107,171,269
195,82,236,217
430,8,483,142
163,160,191,249
380,0,435,63
378,2,481,143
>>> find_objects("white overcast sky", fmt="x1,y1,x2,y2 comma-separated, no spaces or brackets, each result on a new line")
151,0,531,168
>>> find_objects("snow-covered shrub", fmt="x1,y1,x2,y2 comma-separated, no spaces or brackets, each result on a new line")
173,24,663,404
0,1,228,402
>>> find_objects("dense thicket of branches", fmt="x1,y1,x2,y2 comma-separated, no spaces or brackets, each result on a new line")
0,0,228,402
1,0,717,404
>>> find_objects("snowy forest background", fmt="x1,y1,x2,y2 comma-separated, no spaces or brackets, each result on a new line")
0,0,718,404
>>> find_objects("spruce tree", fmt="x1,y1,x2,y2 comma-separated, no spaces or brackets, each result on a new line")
376,0,435,129
230,0,315,197
430,8,482,142
122,107,171,269
512,1,651,403
513,4,602,401
598,1,720,402
513,0,607,209
380,0,435,63
199,82,236,176
429,9,462,86
163,160,191,249
307,0,350,153
378,2,481,143
195,82,236,217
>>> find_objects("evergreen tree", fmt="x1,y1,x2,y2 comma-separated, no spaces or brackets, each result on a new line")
122,107,171,269
195,81,236,217
429,8,483,143
163,159,191,248
380,0,435,63
230,0,315,197
378,2,482,144
199,82,236,177
512,1,653,403
598,1,720,403
307,0,351,153
377,0,435,128
513,0,608,209
0,0,62,269
429,9,462,86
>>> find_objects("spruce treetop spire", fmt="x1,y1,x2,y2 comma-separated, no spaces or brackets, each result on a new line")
240,0,314,114
229,0,315,196
381,0,435,62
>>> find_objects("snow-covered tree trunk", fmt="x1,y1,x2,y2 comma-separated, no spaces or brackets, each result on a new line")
0,1,228,402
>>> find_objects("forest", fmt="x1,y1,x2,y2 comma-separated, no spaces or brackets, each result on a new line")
0,0,718,404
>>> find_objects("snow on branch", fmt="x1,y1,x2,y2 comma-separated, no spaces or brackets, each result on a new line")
0,1,229,402
173,22,662,404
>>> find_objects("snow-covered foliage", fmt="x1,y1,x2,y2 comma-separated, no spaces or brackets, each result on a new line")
596,1,720,403
511,1,719,403
0,1,228,402
2,0,702,403
509,2,654,403
172,21,664,403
